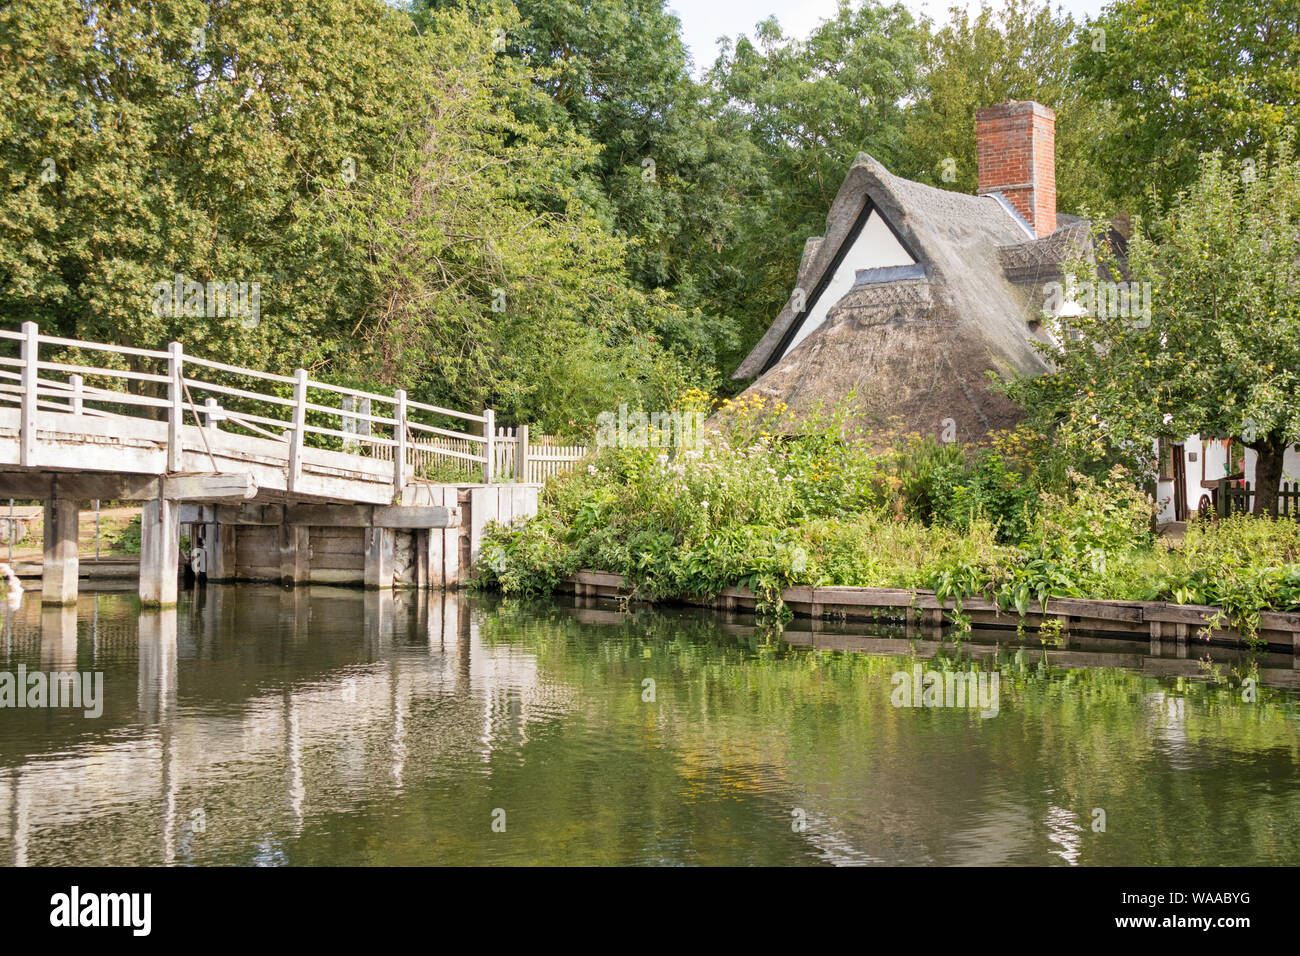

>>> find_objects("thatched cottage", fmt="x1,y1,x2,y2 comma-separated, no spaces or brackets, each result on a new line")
733,100,1298,522
734,101,1070,443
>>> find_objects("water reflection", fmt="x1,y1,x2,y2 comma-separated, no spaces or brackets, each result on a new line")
0,586,1297,866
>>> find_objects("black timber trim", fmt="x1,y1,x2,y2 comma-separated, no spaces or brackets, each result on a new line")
760,196,920,375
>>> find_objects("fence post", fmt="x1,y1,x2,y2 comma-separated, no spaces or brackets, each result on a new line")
341,395,356,451
69,374,83,415
204,397,222,432
19,321,38,466
517,424,529,482
482,408,495,483
394,389,408,500
167,341,184,472
288,368,308,491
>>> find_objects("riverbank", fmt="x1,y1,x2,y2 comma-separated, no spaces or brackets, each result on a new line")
474,402,1300,647
563,570,1300,653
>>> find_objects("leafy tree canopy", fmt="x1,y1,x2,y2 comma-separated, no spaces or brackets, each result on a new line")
1075,0,1300,216
1008,138,1300,514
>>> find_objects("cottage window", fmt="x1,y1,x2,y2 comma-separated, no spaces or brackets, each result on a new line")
1158,439,1174,480
1227,441,1246,475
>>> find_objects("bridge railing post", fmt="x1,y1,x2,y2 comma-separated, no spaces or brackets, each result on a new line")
482,408,495,483
20,321,38,466
167,341,184,472
288,368,308,492
203,397,222,432
69,374,83,415
394,388,408,500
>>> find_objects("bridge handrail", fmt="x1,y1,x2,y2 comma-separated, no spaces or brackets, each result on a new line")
183,352,299,386
3,321,501,487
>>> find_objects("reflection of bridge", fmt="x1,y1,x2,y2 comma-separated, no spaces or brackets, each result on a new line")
0,588,570,866
0,324,537,605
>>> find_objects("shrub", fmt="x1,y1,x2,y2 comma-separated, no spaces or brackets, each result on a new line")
476,395,1300,638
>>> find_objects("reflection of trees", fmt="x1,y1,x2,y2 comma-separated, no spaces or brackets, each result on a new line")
469,601,1300,866
1,592,1297,865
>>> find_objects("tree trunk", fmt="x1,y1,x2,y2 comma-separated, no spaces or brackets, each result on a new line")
1251,434,1287,517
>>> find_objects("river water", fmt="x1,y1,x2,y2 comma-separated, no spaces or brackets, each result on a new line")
1,585,1297,866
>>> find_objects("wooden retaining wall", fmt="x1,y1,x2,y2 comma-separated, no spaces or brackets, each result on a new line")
562,571,1300,654
307,527,367,585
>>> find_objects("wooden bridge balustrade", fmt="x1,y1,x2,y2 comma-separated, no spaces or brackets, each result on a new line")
0,322,542,606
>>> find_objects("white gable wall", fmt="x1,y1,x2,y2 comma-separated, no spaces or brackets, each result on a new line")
781,210,914,361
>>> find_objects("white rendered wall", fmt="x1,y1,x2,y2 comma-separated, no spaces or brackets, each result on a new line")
1156,435,1232,523
781,210,914,360
1244,445,1300,495
1154,436,1300,520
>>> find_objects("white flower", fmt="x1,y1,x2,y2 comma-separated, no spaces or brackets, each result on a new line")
700,500,709,508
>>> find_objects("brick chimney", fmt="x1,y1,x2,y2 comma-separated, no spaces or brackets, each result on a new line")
976,100,1056,237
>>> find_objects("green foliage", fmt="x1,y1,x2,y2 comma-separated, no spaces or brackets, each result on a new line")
0,0,411,371
894,437,964,520
419,0,756,378
479,396,1300,639
924,446,1036,543
898,0,1114,214
1074,0,1300,217
1141,516,1300,640
1009,138,1300,512
113,516,143,555
0,0,715,431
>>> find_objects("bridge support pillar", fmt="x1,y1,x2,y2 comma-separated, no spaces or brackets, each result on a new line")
280,524,311,586
41,498,79,606
140,497,180,607
204,521,237,582
364,527,394,590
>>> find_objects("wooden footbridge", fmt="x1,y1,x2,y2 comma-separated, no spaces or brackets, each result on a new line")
0,322,538,606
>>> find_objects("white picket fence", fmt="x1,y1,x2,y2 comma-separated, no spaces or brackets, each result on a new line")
383,426,586,483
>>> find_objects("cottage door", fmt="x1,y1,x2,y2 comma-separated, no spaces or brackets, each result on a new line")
1172,444,1187,521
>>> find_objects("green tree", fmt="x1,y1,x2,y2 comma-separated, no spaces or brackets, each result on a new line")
0,0,415,373
417,0,757,378
706,0,925,367
1075,0,1300,216
1009,140,1300,516
323,4,705,426
0,0,713,429
898,0,1115,214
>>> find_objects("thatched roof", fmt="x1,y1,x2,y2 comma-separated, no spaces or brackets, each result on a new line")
731,153,1087,444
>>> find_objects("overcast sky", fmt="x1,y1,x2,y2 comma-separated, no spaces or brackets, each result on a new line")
673,0,1113,73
